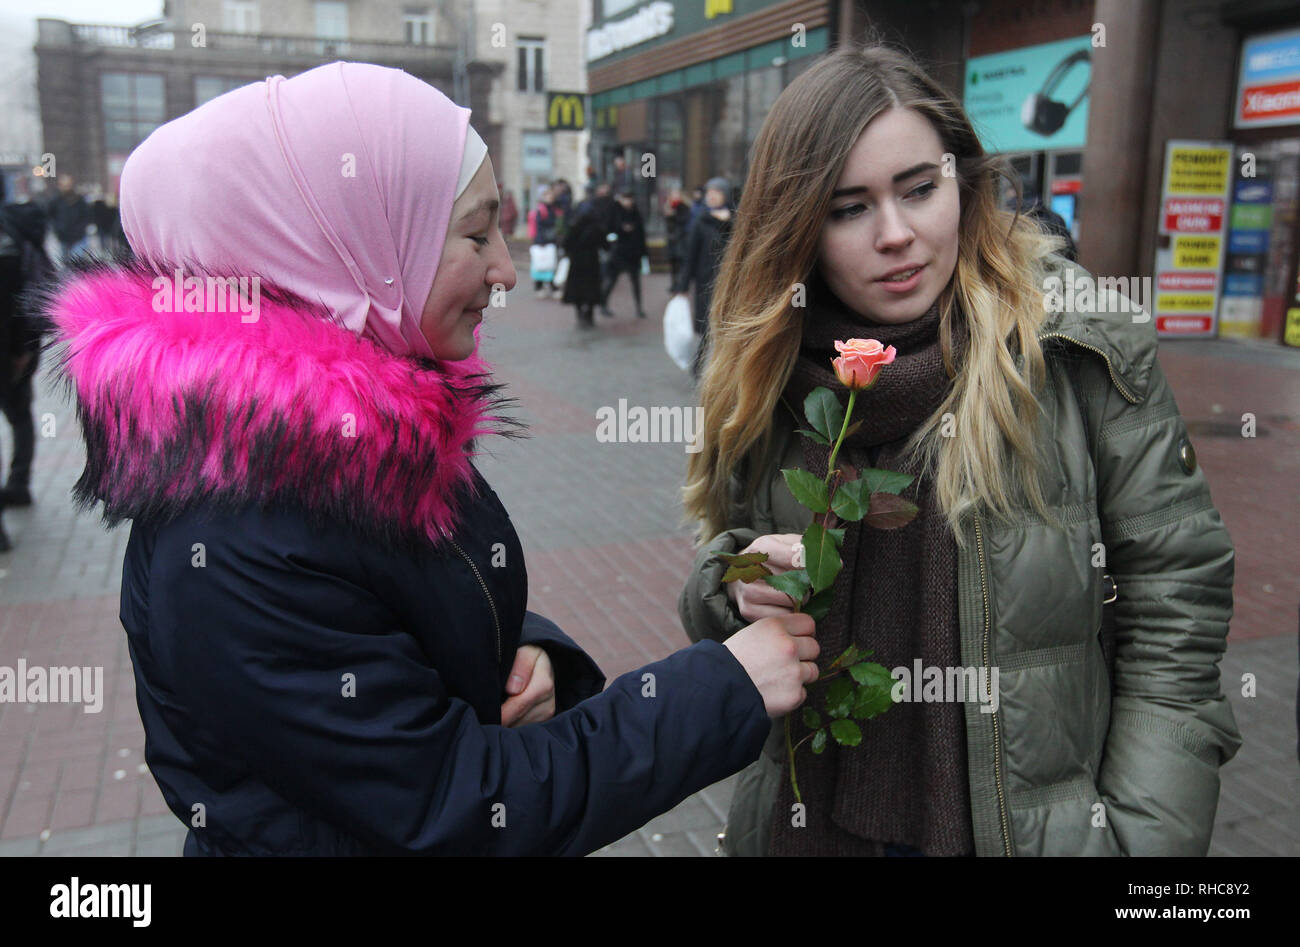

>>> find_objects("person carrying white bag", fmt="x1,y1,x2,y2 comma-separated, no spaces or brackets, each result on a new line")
527,187,561,298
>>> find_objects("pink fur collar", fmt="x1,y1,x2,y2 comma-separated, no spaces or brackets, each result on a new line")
43,261,517,548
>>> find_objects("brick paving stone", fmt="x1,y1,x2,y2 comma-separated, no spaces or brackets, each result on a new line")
643,829,703,857
48,787,96,831
134,829,186,857
43,838,131,857
0,836,40,856
38,818,133,852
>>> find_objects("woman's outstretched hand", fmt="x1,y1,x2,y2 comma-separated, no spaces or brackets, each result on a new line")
501,645,557,727
724,613,819,717
727,533,805,622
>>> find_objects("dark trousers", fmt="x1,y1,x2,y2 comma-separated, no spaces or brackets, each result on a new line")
1,353,38,489
600,256,642,312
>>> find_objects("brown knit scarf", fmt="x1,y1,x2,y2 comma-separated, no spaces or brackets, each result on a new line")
766,275,976,857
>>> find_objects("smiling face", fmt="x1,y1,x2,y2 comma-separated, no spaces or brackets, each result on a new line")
420,155,516,360
817,107,961,325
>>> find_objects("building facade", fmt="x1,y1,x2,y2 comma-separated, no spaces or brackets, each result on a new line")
586,0,831,241
34,1,498,201
585,0,1300,345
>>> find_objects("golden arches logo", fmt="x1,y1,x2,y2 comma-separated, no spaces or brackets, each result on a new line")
548,94,584,129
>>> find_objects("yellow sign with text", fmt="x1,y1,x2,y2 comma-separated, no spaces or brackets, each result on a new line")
1167,147,1231,194
1156,293,1216,312
1173,235,1221,269
1285,308,1300,347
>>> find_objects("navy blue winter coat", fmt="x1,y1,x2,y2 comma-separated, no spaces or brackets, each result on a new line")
48,262,771,855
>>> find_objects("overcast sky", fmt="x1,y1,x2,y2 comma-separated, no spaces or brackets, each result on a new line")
0,0,164,28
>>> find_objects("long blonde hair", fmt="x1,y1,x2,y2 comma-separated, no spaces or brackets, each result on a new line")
683,43,1067,550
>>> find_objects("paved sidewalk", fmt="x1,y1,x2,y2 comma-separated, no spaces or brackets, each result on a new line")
1,244,1296,856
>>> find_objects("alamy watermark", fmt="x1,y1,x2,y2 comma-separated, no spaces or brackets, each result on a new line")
891,661,999,714
151,268,261,322
595,399,704,454
0,660,103,713
49,877,150,927
1042,267,1151,322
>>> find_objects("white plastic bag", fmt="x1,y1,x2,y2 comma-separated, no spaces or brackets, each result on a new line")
529,243,557,281
553,254,570,288
663,295,697,372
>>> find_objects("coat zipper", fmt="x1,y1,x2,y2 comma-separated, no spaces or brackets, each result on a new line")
448,538,501,664
965,334,1131,856
973,511,1013,856
1039,333,1141,405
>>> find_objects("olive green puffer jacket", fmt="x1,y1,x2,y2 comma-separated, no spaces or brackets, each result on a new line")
679,258,1242,856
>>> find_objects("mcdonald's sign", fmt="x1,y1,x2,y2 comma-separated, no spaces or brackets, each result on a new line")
547,92,586,130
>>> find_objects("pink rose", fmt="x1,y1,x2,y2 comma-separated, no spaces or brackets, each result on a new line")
831,338,896,391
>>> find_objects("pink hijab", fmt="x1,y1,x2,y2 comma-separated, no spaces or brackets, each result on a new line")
119,62,476,359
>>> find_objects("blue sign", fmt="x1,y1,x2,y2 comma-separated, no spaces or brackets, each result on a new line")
1241,29,1300,83
1223,273,1264,297
1234,179,1274,204
1228,230,1270,254
964,36,1093,154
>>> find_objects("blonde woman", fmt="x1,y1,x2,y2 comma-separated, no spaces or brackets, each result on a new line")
680,44,1241,857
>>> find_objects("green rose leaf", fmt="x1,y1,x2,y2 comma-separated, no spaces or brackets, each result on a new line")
802,707,822,730
848,661,895,689
830,479,869,522
782,468,830,513
803,387,844,444
804,588,834,622
863,493,920,529
811,729,828,754
825,677,854,719
763,569,811,605
829,644,865,670
830,718,863,747
802,522,842,593
795,428,831,446
715,551,769,565
862,468,916,495
852,679,897,721
827,527,846,548
715,551,773,584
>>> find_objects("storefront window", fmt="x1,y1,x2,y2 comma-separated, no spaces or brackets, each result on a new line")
710,75,746,190
745,64,783,152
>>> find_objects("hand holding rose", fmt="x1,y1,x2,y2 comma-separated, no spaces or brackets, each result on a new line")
727,533,805,622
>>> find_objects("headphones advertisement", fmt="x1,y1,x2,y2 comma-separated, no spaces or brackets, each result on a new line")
963,35,1093,154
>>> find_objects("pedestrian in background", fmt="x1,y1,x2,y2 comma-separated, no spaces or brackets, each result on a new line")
688,185,707,227
671,176,734,378
527,184,560,298
47,174,91,266
91,191,129,259
0,199,55,533
599,188,647,320
561,200,606,329
1002,180,1077,262
499,188,518,239
665,187,692,287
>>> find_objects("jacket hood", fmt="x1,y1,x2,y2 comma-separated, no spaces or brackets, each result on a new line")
1036,254,1157,404
42,259,520,549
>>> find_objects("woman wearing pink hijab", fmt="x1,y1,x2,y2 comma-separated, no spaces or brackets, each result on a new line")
43,62,816,856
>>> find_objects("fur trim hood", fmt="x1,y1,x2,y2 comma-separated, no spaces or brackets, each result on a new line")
42,259,519,549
